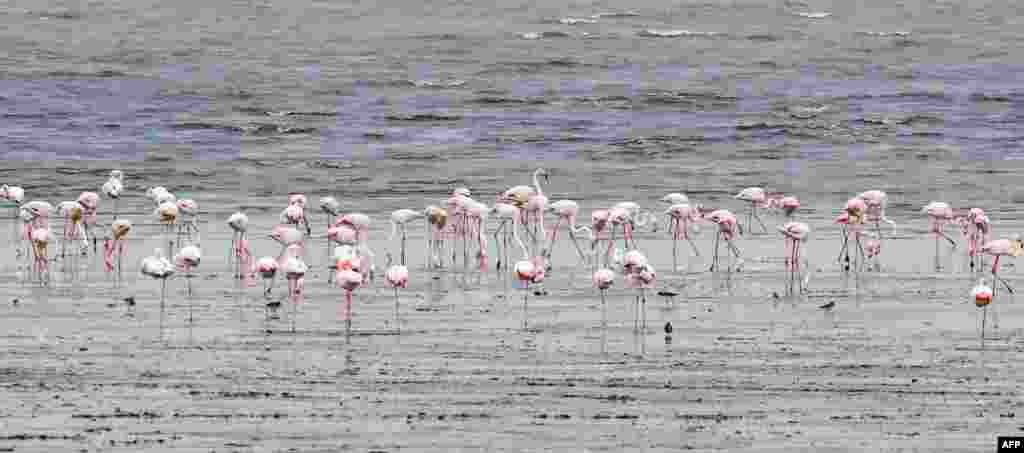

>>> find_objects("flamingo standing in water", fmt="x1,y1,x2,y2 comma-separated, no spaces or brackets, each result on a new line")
664,203,702,272
957,208,991,271
76,192,99,253
589,209,611,268
282,243,308,332
593,268,615,327
704,209,742,272
499,168,550,251
176,199,200,247
424,205,447,269
105,219,132,279
269,225,305,272
836,197,867,272
922,201,957,270
384,254,410,333
20,201,52,263
778,222,810,293
444,189,473,268
155,200,178,257
146,187,176,207
227,212,253,281
510,221,542,328
29,224,51,284
973,277,994,346
56,201,87,259
543,199,593,268
141,248,175,320
735,187,769,233
320,196,341,264
622,250,654,331
490,203,523,271
102,170,123,221
288,193,312,235
863,232,882,271
979,237,1024,299
390,208,424,266
1,185,25,258
772,196,800,219
463,199,490,272
857,190,896,237
335,245,369,333
174,244,202,315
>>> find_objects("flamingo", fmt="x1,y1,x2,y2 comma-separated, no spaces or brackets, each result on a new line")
973,277,994,346
500,168,550,247
774,196,800,218
664,203,702,272
101,170,123,221
589,209,612,268
957,208,991,271
703,209,742,272
489,202,523,270
778,222,810,293
384,254,410,333
923,201,956,270
390,208,424,266
269,225,305,272
282,244,308,332
593,268,615,327
621,250,654,330
141,248,175,319
335,212,371,243
857,190,896,236
836,197,868,272
56,201,87,258
979,237,1024,298
735,187,769,233
29,224,50,283
425,205,447,269
256,257,279,297
175,199,200,247
514,257,545,329
146,187,176,206
444,190,473,268
863,232,881,271
543,200,593,268
463,200,490,271
174,244,201,302
76,191,99,253
155,200,178,257
105,219,132,278
20,201,52,262
335,246,367,333
1,185,25,257
227,212,252,280
320,196,342,260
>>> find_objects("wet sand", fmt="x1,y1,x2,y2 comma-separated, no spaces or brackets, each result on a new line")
1,187,1021,452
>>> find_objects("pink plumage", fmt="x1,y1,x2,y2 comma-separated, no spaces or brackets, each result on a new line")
385,265,409,289
593,269,615,290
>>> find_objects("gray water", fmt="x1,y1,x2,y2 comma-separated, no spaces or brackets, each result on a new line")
2,0,1024,451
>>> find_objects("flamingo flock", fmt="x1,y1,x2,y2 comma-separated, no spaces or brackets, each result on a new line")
1,168,1015,343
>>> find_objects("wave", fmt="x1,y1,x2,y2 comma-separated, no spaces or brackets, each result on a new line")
45,69,127,78
970,93,1014,102
856,30,910,37
170,122,317,135
636,29,720,38
469,96,548,105
412,79,468,89
746,33,781,42
590,11,640,18
544,17,597,25
235,107,339,117
384,113,462,122
31,10,82,20
794,12,831,18
518,31,572,40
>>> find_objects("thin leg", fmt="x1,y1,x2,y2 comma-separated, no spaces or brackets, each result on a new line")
568,229,587,266
753,207,767,232
394,287,400,334
710,233,720,272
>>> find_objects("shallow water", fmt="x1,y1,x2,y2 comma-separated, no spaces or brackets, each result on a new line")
4,0,1024,450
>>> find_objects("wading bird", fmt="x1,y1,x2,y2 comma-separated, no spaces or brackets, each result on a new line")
922,201,957,270
778,222,810,293
593,268,615,327
384,254,409,333
704,209,742,272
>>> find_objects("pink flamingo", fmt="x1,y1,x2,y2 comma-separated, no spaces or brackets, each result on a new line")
490,202,523,271
622,250,654,330
56,201,87,258
463,200,490,272
287,193,312,235
155,200,178,257
227,212,254,283
76,191,99,253
778,222,810,293
500,168,550,249
335,251,366,333
141,248,175,321
256,257,279,298
589,209,612,267
734,187,770,233
101,171,123,221
20,201,52,262
29,225,50,283
956,208,991,271
280,204,309,237
390,208,424,266
703,209,742,272
425,205,448,269
857,190,896,234
384,255,410,333
836,197,868,271
269,225,305,269
514,257,546,329
922,201,957,270
1,185,25,257
973,277,994,346
282,243,308,332
174,244,202,321
326,223,359,283
863,232,881,271
593,268,615,327
175,199,199,247
664,203,702,271
979,237,1024,297
104,219,132,279
771,196,800,218
543,200,593,268
444,190,473,268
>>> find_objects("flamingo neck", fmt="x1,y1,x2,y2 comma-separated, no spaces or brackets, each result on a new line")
532,170,544,197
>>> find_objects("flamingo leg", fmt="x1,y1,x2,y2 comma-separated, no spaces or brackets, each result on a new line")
600,289,607,328
753,206,767,232
401,227,407,266
641,288,647,330
710,233,720,272
394,287,400,334
494,220,506,270
671,218,678,272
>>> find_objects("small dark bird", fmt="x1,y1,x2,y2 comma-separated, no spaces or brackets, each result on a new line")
123,297,135,307
266,301,282,310
657,291,678,297
11,298,18,305
819,300,836,310
772,292,780,300
664,322,673,334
